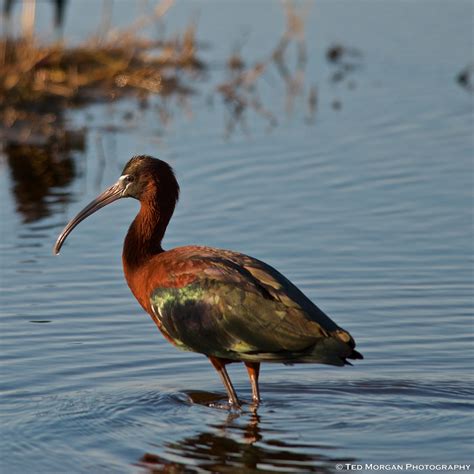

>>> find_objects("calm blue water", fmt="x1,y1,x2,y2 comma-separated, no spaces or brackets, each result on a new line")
1,1,473,473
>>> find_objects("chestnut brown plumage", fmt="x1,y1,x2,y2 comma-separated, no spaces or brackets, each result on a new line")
54,155,363,407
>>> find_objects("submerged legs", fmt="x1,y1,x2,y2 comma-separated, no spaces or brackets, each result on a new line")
244,361,261,403
209,356,240,407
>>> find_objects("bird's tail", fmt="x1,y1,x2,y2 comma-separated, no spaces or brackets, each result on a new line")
293,328,363,366
237,327,364,366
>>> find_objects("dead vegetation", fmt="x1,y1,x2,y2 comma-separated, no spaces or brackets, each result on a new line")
0,0,321,147
0,2,204,147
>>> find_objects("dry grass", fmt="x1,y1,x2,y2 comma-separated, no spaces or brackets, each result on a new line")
0,0,318,146
0,14,204,145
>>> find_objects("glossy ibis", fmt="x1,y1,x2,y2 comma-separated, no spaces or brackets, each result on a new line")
54,155,363,407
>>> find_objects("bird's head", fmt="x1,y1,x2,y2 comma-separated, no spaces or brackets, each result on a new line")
53,155,179,255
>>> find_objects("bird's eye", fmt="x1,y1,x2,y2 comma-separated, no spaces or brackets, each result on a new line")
126,175,135,183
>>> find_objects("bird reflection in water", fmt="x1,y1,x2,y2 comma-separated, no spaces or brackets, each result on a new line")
137,394,354,473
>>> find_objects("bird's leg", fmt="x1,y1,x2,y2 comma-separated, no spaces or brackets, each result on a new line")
244,361,261,404
209,356,240,407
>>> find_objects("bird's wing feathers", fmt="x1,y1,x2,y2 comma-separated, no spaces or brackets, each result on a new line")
149,247,357,364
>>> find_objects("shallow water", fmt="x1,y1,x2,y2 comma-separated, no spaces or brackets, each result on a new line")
1,1,473,473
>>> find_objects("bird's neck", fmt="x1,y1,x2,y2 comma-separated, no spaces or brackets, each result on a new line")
123,199,170,271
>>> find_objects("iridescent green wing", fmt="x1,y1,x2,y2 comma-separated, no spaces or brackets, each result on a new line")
150,250,355,364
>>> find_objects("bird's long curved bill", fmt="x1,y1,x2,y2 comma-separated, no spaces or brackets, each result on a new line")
53,182,123,255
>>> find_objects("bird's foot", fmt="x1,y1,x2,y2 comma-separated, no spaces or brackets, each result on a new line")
228,398,242,410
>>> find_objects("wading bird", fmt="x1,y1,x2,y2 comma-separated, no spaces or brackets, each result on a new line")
54,156,363,407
